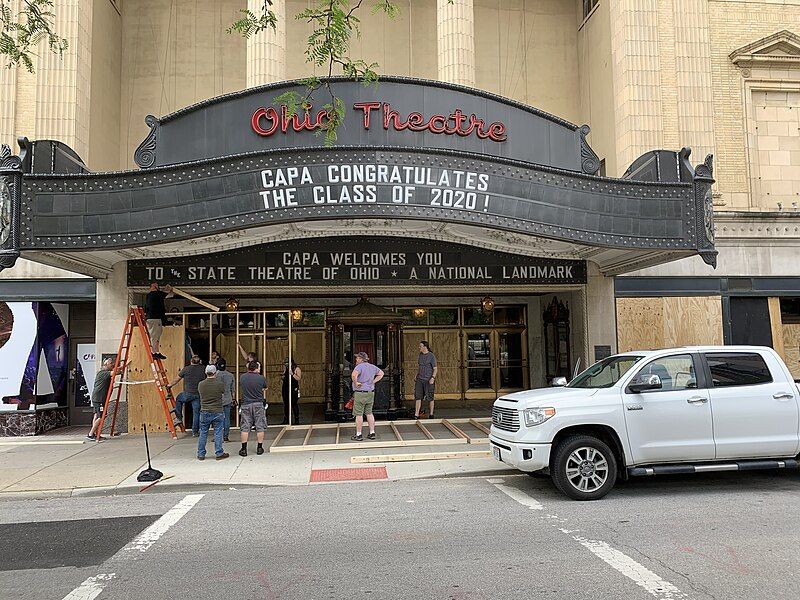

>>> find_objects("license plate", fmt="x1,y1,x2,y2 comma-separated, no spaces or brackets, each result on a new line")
492,446,501,462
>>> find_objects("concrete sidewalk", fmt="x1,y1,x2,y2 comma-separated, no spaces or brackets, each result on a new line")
0,427,514,499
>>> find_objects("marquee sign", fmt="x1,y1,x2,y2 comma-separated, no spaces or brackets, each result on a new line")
132,77,597,173
127,237,588,287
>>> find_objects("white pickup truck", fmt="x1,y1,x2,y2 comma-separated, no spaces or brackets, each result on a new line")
489,346,800,500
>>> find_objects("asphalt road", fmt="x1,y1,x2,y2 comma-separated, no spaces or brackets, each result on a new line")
1,469,798,600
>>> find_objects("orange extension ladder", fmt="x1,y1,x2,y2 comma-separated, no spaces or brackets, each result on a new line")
96,307,185,440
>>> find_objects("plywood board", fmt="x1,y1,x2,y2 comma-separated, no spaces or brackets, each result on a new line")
616,297,665,352
428,330,461,395
769,298,786,361
128,324,186,434
663,296,723,347
783,324,800,380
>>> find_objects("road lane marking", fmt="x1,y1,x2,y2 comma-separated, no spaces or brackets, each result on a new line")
488,478,688,599
493,483,544,510
122,493,204,554
573,536,688,599
62,574,116,600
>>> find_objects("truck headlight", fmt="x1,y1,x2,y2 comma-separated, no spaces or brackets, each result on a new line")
523,407,556,427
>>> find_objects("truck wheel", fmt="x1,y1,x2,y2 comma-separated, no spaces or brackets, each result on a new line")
551,435,617,501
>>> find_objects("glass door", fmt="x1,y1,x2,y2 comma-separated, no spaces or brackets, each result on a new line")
464,330,528,399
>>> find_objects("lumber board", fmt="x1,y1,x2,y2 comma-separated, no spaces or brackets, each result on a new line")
769,297,786,361
171,287,220,312
416,420,435,439
302,425,314,446
441,419,469,440
351,450,492,463
270,426,289,449
469,419,490,435
270,437,468,453
335,424,341,445
390,422,402,441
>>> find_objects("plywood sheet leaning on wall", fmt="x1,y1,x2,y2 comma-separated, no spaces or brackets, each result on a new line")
128,324,186,434
783,324,800,380
663,296,723,347
616,298,665,353
616,296,723,353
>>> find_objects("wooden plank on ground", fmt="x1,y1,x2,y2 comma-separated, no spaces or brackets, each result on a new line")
270,437,468,453
270,426,288,449
302,424,314,446
416,420,434,439
390,422,402,441
335,424,341,445
441,419,469,440
351,450,492,463
469,418,490,435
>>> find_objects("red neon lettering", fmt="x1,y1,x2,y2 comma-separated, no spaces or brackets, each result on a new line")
428,114,447,134
353,102,381,129
487,121,507,142
251,107,279,136
383,104,408,131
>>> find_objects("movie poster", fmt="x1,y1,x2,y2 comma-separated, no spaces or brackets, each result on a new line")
0,302,37,410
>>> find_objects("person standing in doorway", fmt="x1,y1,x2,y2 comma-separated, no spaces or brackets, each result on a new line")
87,358,116,441
239,361,267,456
215,358,235,442
196,365,229,461
351,352,384,441
282,358,302,425
144,282,173,360
168,355,205,436
414,341,438,419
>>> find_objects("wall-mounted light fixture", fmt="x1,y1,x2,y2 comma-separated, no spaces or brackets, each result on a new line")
412,307,427,319
291,309,303,323
481,296,496,315
224,298,239,311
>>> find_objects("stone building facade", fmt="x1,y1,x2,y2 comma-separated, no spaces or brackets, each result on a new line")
0,0,798,430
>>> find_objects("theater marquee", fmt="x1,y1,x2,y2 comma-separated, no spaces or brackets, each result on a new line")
127,238,588,287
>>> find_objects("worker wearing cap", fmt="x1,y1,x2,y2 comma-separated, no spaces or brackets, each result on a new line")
196,364,229,461
350,352,384,441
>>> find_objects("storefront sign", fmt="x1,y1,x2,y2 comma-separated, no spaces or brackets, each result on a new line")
128,238,587,287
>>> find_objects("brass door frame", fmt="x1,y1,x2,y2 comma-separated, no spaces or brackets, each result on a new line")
463,327,529,400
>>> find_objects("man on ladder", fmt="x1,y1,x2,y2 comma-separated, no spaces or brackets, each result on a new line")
145,282,173,360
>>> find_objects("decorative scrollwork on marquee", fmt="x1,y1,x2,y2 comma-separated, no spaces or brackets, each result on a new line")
0,144,22,170
578,125,601,175
133,115,160,169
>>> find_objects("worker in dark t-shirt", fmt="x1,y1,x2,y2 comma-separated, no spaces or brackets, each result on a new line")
87,358,117,441
144,282,173,360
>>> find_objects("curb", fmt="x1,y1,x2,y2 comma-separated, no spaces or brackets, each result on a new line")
0,468,522,500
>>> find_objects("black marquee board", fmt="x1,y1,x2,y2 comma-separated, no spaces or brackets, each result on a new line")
127,237,587,287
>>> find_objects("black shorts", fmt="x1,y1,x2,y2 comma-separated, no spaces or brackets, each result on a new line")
92,404,104,416
414,379,435,402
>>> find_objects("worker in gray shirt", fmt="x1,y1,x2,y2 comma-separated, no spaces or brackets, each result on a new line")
168,355,205,436
215,358,235,442
414,340,438,419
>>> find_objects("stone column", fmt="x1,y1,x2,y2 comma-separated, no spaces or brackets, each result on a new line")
585,262,617,359
608,0,714,174
95,262,130,367
246,0,287,87
437,0,475,86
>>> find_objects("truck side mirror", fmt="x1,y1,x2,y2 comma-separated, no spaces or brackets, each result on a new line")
628,373,662,393
551,376,568,387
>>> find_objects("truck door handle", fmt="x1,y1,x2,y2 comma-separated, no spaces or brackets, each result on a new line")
773,392,794,400
686,396,707,404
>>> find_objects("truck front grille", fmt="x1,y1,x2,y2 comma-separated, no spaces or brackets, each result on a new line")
491,406,520,432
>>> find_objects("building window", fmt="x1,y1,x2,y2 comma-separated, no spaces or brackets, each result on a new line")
583,0,599,20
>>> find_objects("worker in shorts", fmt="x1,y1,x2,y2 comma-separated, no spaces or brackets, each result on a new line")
414,340,438,419
238,361,267,456
87,358,116,441
350,352,384,441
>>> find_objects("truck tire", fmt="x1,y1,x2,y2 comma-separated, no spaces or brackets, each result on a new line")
551,435,617,500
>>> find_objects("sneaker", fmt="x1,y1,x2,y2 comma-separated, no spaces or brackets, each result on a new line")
197,455,205,461
256,446,264,455
351,434,363,441
428,414,435,419
224,437,230,442
239,447,247,457
367,432,376,440
413,415,419,420
215,453,230,460
152,353,167,360
192,432,199,437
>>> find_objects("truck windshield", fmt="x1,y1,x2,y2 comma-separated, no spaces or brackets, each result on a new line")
567,356,643,389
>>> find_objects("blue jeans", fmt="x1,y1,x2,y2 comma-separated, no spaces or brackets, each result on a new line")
176,392,201,434
223,404,232,439
197,411,225,458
